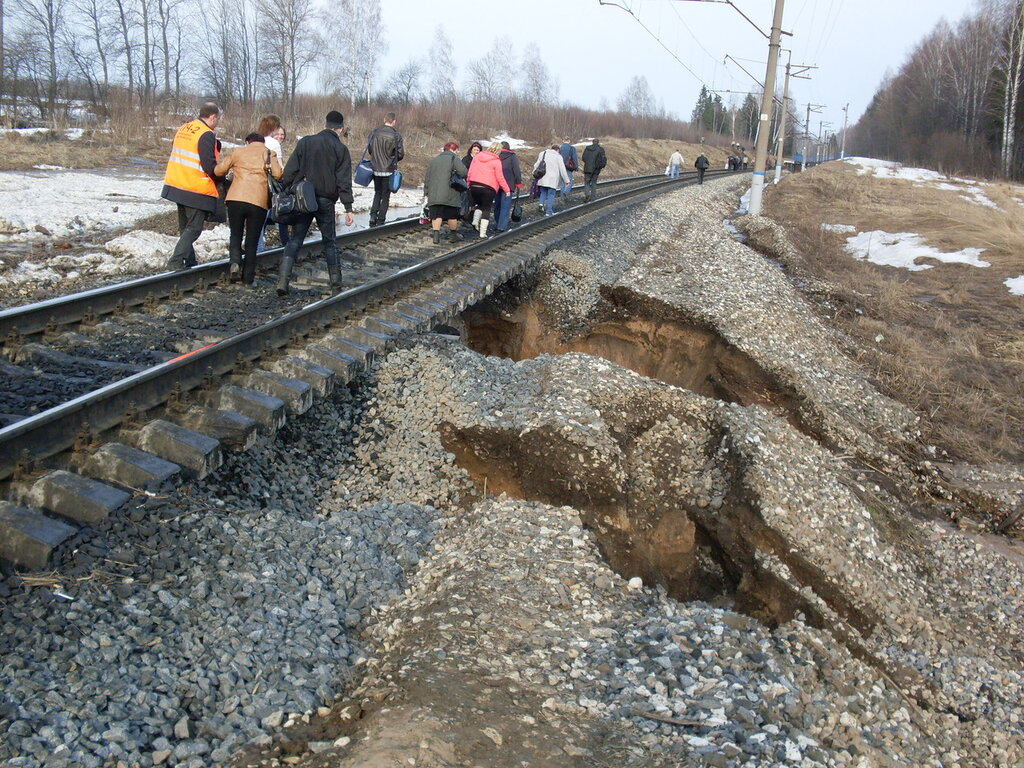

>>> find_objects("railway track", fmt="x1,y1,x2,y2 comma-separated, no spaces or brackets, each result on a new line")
0,169,734,569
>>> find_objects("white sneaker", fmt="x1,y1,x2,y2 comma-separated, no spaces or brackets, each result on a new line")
472,209,482,229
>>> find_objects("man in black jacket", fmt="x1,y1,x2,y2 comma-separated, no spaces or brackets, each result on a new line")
366,112,404,227
276,110,355,296
695,153,710,184
581,138,607,202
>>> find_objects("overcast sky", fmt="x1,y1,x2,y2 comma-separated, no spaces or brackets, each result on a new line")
377,0,979,140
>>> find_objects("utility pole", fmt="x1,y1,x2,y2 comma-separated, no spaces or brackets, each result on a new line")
801,103,811,171
748,0,787,216
840,103,849,159
773,54,815,184
800,103,824,171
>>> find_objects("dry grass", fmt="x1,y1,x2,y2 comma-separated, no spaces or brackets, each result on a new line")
763,162,1024,464
0,110,732,182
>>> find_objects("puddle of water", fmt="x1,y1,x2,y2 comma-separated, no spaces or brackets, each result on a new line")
722,218,747,243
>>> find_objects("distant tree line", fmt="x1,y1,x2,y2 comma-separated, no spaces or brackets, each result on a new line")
852,0,1024,178
0,0,770,147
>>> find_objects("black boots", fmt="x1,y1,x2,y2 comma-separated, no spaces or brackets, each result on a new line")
276,257,294,296
328,262,343,289
432,229,441,244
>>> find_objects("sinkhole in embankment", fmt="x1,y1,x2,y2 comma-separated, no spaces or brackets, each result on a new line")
433,293,850,629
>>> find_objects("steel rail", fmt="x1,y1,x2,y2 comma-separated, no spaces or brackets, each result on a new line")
0,173,667,339
0,170,735,481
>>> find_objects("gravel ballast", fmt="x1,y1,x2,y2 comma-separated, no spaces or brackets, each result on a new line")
1,176,1021,767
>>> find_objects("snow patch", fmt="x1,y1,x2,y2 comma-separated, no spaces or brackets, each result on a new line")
844,157,1000,208
844,230,990,272
0,168,170,238
1006,276,1024,295
485,133,530,150
822,223,856,234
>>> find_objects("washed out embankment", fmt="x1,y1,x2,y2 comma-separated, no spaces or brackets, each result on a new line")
240,179,1022,767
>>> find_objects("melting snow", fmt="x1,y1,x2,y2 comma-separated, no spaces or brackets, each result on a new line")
485,133,530,150
844,230,990,272
0,168,170,237
843,157,999,209
822,223,856,233
1006,276,1024,295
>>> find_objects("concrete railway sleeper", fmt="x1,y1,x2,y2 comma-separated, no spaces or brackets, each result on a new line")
0,172,674,341
0,170,736,570
0,176,693,427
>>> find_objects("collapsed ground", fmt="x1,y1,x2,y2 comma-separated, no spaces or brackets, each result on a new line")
1,168,1022,768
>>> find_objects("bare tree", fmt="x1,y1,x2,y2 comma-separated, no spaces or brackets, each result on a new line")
379,58,420,106
111,0,135,105
426,26,455,102
67,0,115,114
258,0,317,105
519,42,553,103
322,0,386,105
995,0,1024,175
617,75,656,117
11,0,67,120
466,36,514,101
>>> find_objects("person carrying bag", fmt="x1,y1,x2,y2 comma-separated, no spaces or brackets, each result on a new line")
212,132,283,285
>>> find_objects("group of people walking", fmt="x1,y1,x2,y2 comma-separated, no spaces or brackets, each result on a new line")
162,103,366,296
161,103,615,293
423,137,607,242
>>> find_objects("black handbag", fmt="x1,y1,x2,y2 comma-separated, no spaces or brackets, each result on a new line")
207,179,228,223
265,151,284,220
450,154,468,191
510,190,523,223
532,151,547,180
271,179,317,223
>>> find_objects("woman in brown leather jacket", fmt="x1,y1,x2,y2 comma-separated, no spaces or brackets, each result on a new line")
213,133,283,285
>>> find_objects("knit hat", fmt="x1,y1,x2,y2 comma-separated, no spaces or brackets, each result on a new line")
325,110,345,129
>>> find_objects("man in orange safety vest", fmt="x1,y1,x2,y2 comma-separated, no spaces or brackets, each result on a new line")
161,102,222,269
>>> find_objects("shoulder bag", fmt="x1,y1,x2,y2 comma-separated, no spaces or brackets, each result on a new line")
450,154,469,192
265,150,284,218
354,135,374,186
271,178,317,224
532,150,547,181
389,170,402,193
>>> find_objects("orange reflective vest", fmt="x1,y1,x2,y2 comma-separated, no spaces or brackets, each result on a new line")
162,119,219,208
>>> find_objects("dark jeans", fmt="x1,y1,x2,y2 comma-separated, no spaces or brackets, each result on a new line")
173,204,207,265
697,167,706,184
583,171,601,200
493,190,514,230
370,174,392,225
227,200,266,284
281,196,338,268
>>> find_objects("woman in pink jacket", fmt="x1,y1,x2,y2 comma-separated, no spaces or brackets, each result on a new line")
466,141,511,238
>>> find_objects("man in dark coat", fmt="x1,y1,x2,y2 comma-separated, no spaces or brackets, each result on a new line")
581,138,607,202
275,110,355,296
367,112,404,227
695,153,710,184
494,141,522,232
557,137,579,201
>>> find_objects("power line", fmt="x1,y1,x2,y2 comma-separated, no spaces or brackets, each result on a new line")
598,1,707,87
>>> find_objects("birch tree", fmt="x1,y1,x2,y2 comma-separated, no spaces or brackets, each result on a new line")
996,0,1024,176
322,0,385,105
426,27,454,102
